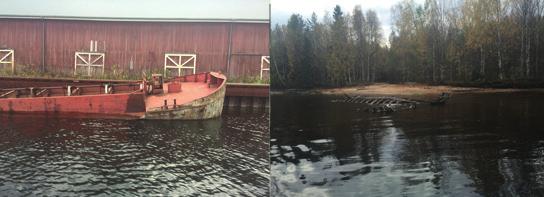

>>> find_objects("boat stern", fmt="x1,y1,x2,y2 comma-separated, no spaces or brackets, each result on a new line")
143,72,227,120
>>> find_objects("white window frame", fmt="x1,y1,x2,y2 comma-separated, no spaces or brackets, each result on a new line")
164,53,196,77
260,56,270,80
0,49,15,73
74,52,105,76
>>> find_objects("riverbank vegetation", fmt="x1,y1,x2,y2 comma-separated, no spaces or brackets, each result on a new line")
271,0,544,89
0,65,267,84
0,64,156,80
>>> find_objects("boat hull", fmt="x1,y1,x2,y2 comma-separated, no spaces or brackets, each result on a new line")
0,72,227,120
0,92,145,116
143,83,226,120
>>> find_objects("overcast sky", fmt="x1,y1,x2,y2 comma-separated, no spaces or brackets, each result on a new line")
272,0,425,40
1,0,270,21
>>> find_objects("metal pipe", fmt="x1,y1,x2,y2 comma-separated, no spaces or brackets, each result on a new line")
226,22,233,74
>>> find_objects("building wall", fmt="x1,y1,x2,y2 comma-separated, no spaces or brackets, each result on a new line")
0,19,269,78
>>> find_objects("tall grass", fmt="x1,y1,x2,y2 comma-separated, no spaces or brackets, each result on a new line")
0,64,161,81
0,64,269,84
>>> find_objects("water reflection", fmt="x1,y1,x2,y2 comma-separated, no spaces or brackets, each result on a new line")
271,92,544,196
0,108,269,196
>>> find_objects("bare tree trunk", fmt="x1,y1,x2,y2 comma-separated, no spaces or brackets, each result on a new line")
432,42,436,82
462,51,468,82
497,26,503,80
450,63,454,82
402,60,406,82
450,44,455,81
370,50,377,82
498,50,503,80
371,56,375,82
439,51,443,82
526,34,531,78
367,55,371,82
440,64,444,82
496,0,504,80
361,58,365,81
520,12,526,79
536,31,540,79
480,46,485,80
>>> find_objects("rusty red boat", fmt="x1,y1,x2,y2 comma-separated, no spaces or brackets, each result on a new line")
0,72,226,120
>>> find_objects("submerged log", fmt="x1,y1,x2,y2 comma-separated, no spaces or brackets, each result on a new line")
339,94,421,105
335,93,449,113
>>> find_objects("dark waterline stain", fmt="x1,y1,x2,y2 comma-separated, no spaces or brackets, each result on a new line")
271,92,544,196
0,108,269,196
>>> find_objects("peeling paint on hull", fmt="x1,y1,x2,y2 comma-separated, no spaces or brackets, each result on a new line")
143,84,226,120
0,93,146,117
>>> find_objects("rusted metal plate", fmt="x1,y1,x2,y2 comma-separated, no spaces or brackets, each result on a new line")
0,92,146,115
226,83,269,97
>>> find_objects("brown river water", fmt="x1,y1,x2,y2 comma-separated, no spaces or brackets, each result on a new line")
271,92,544,196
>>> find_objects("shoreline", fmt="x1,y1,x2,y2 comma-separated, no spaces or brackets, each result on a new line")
271,83,544,100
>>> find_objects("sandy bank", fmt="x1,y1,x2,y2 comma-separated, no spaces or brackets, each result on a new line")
273,83,544,101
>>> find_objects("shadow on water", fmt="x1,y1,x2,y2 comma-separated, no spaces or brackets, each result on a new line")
271,92,544,196
0,107,269,196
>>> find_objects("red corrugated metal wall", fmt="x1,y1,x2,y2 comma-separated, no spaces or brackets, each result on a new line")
0,19,43,70
230,23,269,79
0,19,269,78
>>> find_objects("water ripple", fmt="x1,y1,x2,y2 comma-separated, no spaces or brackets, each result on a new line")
0,109,269,196
272,93,544,196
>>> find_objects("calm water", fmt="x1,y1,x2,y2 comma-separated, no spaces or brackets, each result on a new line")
0,108,269,196
271,92,544,196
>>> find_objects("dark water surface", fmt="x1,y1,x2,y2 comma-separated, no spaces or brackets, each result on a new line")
271,92,544,196
0,108,269,196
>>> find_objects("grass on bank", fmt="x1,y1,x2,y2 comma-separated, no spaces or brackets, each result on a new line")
0,65,269,84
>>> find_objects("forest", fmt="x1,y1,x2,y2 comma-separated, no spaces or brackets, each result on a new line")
271,0,544,89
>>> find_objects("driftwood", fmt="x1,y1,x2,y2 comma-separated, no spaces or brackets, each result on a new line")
333,93,450,113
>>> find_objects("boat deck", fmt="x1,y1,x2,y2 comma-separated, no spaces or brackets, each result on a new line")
145,82,216,111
